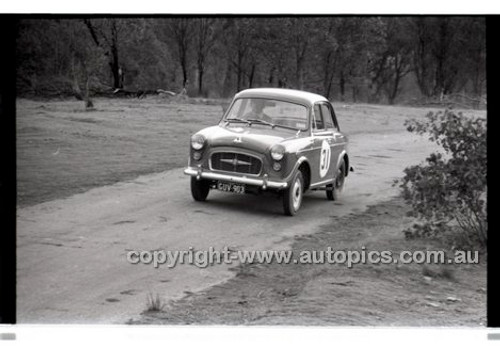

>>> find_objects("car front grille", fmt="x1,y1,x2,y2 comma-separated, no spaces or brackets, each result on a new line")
211,152,262,175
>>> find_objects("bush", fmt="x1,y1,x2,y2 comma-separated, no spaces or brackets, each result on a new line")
397,110,487,247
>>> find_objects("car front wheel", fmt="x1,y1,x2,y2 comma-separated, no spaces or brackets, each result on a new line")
326,160,346,201
190,177,210,201
283,170,304,216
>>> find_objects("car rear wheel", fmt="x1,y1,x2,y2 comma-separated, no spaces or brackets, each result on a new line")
191,177,210,201
283,170,304,216
326,160,346,201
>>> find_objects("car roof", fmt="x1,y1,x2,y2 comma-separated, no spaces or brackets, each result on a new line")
235,88,328,106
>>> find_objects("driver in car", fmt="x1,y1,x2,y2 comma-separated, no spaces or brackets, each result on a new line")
243,100,272,122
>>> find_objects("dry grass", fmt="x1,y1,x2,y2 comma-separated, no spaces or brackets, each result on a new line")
145,292,165,312
16,97,223,207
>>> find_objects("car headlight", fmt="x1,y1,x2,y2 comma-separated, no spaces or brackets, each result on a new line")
270,145,285,161
191,134,206,150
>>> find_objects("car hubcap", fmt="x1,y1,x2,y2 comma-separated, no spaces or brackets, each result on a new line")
292,178,302,211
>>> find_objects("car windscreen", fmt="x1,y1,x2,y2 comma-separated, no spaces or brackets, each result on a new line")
225,98,309,131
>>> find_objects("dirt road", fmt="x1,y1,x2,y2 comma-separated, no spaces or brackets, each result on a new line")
17,129,439,323
135,198,486,326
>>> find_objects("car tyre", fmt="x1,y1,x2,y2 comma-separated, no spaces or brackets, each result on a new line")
191,177,210,201
283,170,304,216
326,160,346,201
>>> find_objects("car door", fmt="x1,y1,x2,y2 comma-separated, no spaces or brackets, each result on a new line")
310,103,335,186
320,102,346,179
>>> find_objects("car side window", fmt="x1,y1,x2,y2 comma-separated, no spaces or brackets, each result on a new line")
313,104,324,131
320,103,335,130
329,104,340,131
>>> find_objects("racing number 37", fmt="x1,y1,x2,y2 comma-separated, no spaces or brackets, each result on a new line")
319,139,331,178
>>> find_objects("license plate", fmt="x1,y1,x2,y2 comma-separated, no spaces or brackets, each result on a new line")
217,182,245,194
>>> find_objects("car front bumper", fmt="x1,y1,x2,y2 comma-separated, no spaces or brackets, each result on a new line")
184,166,288,189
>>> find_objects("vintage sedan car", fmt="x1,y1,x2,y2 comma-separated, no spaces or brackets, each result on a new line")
184,88,351,215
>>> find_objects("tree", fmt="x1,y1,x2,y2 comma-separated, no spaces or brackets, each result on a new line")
84,18,126,89
16,17,486,102
323,18,372,101
460,18,486,99
369,18,412,104
168,18,193,89
257,18,292,88
120,19,171,91
411,18,435,98
193,18,220,96
221,18,260,92
431,18,462,96
316,18,339,99
152,18,194,92
285,18,312,90
410,17,477,99
69,21,106,107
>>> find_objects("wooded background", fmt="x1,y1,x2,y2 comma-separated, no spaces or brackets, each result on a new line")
16,17,486,105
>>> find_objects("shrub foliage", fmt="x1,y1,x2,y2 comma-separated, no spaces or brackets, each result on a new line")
398,110,487,247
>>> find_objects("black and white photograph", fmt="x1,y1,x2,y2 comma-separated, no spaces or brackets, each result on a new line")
1,6,495,348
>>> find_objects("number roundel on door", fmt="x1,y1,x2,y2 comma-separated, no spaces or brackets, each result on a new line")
319,139,331,178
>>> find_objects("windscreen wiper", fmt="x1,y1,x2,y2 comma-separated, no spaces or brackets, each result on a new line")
247,118,275,128
224,117,251,125
226,117,301,132
249,118,304,132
